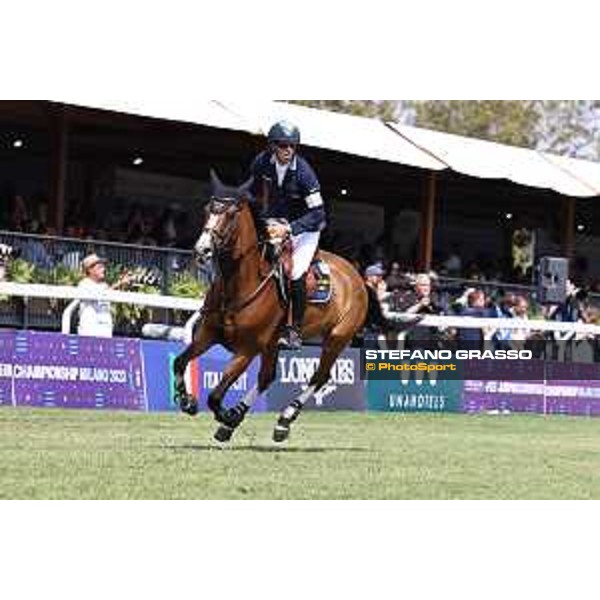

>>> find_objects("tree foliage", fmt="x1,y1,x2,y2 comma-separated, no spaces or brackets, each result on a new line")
408,101,540,148
535,100,600,159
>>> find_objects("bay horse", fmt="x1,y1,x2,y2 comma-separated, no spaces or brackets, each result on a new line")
172,171,368,443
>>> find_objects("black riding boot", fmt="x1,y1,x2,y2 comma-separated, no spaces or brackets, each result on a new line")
278,276,306,351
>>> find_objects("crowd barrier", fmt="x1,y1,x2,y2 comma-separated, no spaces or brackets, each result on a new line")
2,329,600,417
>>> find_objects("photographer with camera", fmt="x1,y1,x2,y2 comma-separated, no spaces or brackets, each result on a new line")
77,253,133,338
546,279,595,362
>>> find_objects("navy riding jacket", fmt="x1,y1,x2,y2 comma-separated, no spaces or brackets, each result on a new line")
249,151,326,236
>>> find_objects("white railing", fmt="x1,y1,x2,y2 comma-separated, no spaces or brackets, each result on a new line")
385,313,600,336
0,281,203,342
377,311,600,358
3,280,600,344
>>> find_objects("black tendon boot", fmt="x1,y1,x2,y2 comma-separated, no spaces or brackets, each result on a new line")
278,276,306,350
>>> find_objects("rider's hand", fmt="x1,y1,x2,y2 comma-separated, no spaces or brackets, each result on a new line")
267,223,290,239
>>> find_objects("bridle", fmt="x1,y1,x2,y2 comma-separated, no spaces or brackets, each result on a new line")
198,197,278,316
202,198,241,253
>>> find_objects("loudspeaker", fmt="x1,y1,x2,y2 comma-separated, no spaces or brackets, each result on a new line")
536,257,568,304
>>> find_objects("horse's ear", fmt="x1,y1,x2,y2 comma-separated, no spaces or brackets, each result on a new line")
237,176,254,201
209,169,224,196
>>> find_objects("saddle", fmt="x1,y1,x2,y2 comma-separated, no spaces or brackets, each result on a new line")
265,223,332,305
306,254,332,304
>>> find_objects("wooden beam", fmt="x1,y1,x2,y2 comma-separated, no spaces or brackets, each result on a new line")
418,171,437,271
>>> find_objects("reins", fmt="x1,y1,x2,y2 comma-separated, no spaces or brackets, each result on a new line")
202,239,279,319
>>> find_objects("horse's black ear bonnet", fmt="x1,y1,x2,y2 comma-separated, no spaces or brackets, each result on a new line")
209,169,254,204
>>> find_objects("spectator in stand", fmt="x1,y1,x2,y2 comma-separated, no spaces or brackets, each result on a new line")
9,194,29,232
465,261,485,281
443,243,462,276
385,261,406,292
489,290,516,350
456,289,490,348
363,264,388,334
77,253,132,338
512,295,529,319
21,226,56,270
365,263,388,302
546,280,593,360
546,280,587,326
125,204,145,243
386,273,443,349
132,217,158,247
394,273,441,315
158,207,179,247
510,295,531,350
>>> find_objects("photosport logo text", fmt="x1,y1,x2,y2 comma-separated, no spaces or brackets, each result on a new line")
361,348,532,381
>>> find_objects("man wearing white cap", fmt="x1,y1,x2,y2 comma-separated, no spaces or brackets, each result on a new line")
77,254,131,338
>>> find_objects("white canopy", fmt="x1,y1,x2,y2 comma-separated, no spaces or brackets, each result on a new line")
221,100,446,171
388,122,600,198
62,98,255,133
55,98,600,197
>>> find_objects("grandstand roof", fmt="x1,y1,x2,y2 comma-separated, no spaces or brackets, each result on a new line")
63,99,255,134
221,100,446,171
388,122,600,198
61,98,445,172
55,98,600,197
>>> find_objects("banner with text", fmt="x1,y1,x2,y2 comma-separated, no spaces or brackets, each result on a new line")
266,347,365,412
462,361,600,416
142,341,264,412
0,330,146,410
367,371,463,413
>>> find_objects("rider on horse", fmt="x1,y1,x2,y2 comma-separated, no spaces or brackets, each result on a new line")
249,120,326,351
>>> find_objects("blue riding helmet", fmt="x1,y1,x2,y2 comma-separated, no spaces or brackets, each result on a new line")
267,120,301,145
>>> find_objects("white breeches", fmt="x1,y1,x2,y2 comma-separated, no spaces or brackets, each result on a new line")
291,231,320,280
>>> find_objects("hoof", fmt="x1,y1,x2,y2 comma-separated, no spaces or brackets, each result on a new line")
221,406,248,429
272,403,301,443
213,408,228,425
177,393,199,416
214,424,235,443
272,423,290,443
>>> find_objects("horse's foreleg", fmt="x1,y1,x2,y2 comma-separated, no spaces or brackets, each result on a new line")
273,334,349,443
208,353,254,424
173,327,213,416
215,344,279,443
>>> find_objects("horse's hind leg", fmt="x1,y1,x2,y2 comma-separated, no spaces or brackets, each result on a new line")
273,333,349,443
215,343,279,443
173,326,214,416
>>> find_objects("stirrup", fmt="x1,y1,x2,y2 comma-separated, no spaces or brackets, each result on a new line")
278,326,302,350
